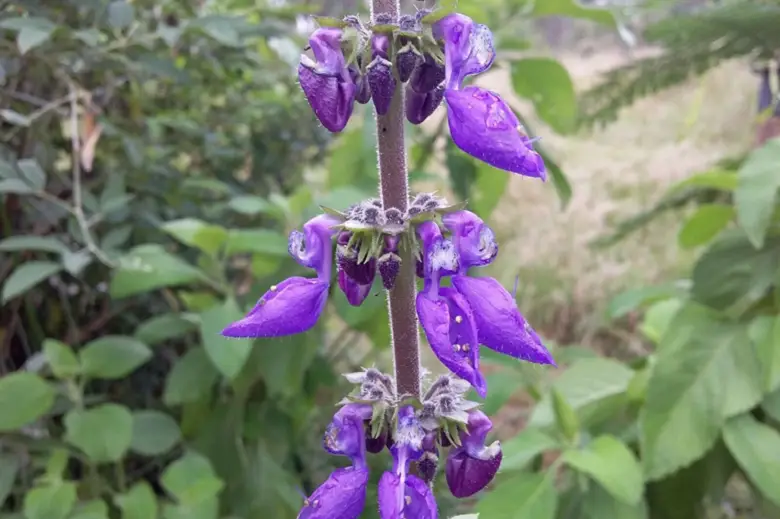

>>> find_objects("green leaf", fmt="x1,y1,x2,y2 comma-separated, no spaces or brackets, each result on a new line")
763,389,780,422
583,484,648,519
163,348,220,406
227,196,282,218
43,339,80,379
530,0,616,26
108,0,135,29
61,250,92,276
641,304,761,481
17,159,46,189
723,413,780,507
552,389,580,442
79,336,152,379
199,16,241,47
200,299,248,380
479,369,522,415
475,472,557,519
245,327,320,397
64,404,133,463
162,218,228,256
115,482,158,519
17,24,55,54
529,358,634,429
501,428,560,471
69,500,109,519
1,261,61,303
750,315,780,393
512,58,577,133
130,410,181,456
23,481,77,519
607,282,687,319
134,313,197,345
735,138,780,248
327,125,377,191
470,162,510,219
677,204,734,248
161,452,224,506
446,140,478,201
537,142,572,209
0,178,35,194
639,298,683,344
111,245,207,298
668,170,737,193
691,231,780,313
223,229,289,256
563,435,643,504
0,454,19,506
0,373,55,431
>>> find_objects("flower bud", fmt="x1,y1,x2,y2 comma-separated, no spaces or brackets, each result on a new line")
395,43,423,83
377,252,401,290
368,33,397,115
349,65,372,105
365,423,389,454
409,54,445,94
405,84,444,125
417,432,439,485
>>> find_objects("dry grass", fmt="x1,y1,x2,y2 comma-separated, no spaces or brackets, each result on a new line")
415,48,756,345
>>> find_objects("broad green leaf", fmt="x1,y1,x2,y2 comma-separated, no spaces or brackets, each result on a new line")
750,315,780,392
200,299,248,380
43,339,80,379
552,389,580,442
111,245,207,298
69,500,109,519
668,170,737,194
108,0,135,29
723,413,780,506
130,410,181,456
563,435,643,504
1,261,62,303
0,178,35,194
161,452,224,506
333,276,387,329
223,229,289,256
17,159,45,189
0,454,19,505
479,369,522,415
23,481,77,519
470,162,510,219
162,218,228,256
61,250,92,275
677,204,734,248
0,373,55,431
163,348,220,406
64,404,133,463
735,138,780,248
475,472,557,519
45,449,69,479
501,428,560,471
134,313,197,345
537,141,572,209
162,499,219,519
115,482,158,519
529,358,634,429
607,282,687,319
641,304,761,480
227,196,283,218
199,16,241,46
245,327,320,397
530,0,616,26
763,389,780,422
446,140,477,202
583,484,648,519
691,231,780,313
0,236,68,254
79,336,152,379
639,298,683,344
327,125,376,191
18,25,55,54
512,58,577,133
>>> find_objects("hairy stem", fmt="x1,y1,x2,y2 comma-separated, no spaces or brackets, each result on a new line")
371,0,421,398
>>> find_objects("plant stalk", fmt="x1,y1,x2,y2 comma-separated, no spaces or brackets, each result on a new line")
371,0,421,398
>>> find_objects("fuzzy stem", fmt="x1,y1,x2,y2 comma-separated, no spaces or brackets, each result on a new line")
371,0,421,398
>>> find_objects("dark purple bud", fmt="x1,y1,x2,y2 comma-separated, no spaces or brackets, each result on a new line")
395,43,423,83
298,28,356,133
349,65,372,105
445,411,502,498
338,270,372,307
378,252,401,290
368,57,396,116
365,423,389,454
298,466,369,519
418,432,439,484
406,84,444,125
336,244,376,285
758,67,772,113
409,55,445,94
416,258,425,279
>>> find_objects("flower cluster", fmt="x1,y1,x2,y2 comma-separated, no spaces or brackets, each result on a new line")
298,370,502,519
298,11,546,178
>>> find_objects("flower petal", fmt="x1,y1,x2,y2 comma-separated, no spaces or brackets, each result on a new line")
445,86,546,178
452,275,554,365
323,404,372,467
337,269,372,307
434,13,495,89
221,277,328,338
416,288,487,397
289,214,340,278
441,210,498,270
298,466,369,519
378,473,438,519
446,446,502,498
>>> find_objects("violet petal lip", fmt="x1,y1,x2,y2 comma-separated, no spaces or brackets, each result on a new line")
445,86,546,178
221,276,329,338
451,275,555,365
441,210,498,270
445,410,502,498
434,13,496,89
338,269,372,307
298,466,369,519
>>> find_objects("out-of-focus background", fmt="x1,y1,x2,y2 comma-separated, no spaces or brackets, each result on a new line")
1,0,779,518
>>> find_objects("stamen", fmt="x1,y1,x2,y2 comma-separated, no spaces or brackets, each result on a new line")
454,315,463,323
453,344,461,352
270,285,278,291
462,343,470,352
405,495,412,506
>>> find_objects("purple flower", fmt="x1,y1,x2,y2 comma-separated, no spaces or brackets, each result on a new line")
378,407,438,519
336,239,376,306
445,410,502,498
298,466,369,519
758,67,773,113
298,28,356,133
222,215,338,338
443,211,555,365
415,221,487,397
432,13,546,178
367,33,396,115
323,404,372,468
